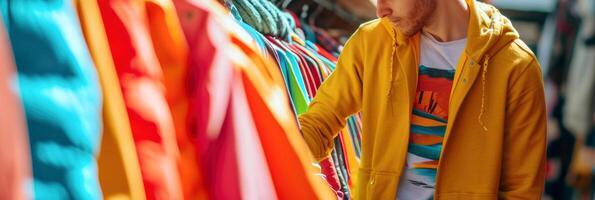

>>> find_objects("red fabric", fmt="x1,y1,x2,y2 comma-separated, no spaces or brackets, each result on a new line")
291,44,323,89
320,158,344,199
266,36,316,98
144,1,207,199
415,73,454,119
316,44,338,62
98,1,183,199
287,11,301,29
294,51,316,98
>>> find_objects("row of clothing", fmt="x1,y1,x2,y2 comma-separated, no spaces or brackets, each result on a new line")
222,1,365,198
0,0,363,199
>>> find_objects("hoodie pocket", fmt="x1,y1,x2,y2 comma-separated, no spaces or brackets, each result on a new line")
357,168,400,200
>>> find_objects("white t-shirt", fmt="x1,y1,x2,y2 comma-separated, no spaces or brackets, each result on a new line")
419,32,466,70
396,32,467,200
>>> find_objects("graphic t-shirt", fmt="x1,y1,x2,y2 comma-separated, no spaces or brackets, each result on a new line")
396,32,467,200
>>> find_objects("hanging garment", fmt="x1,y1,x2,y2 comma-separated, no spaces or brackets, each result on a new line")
332,138,350,198
74,1,146,199
292,43,329,94
288,44,320,98
265,37,310,114
564,0,595,194
292,36,361,196
142,1,208,199
346,116,363,158
97,0,183,199
320,158,344,199
0,15,31,200
174,0,275,199
314,43,338,63
292,40,357,197
564,0,595,138
313,27,341,56
238,33,336,200
177,1,336,199
1,0,103,199
339,127,360,188
234,19,300,118
331,148,350,199
226,5,364,196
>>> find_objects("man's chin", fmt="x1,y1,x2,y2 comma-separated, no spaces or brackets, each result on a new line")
396,26,420,37
388,20,422,37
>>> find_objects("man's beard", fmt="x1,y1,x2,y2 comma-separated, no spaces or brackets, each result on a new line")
394,0,436,37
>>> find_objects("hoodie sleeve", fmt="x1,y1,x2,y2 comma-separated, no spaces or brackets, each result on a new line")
298,29,364,161
500,59,547,199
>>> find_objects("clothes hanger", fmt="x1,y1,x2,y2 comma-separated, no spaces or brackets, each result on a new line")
280,0,293,9
307,3,324,28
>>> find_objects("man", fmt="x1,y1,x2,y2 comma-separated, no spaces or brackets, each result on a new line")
298,0,547,199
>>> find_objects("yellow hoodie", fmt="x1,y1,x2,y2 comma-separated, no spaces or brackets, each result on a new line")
299,1,547,199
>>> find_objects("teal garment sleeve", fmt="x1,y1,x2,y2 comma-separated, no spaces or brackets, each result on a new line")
273,46,310,114
1,1,103,199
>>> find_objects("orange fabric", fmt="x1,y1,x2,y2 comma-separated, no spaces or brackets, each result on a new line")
412,160,440,169
0,16,31,200
235,30,336,200
409,134,444,146
75,1,147,199
142,1,207,199
98,0,183,199
411,114,446,127
413,92,449,118
340,127,360,188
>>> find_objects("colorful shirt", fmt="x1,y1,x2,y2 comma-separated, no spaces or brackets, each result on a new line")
397,32,466,200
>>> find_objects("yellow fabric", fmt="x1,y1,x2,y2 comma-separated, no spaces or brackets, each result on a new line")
74,1,146,199
299,1,547,199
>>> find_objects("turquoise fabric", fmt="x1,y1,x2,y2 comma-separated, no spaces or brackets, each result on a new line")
1,0,102,199
239,21,269,56
284,47,309,102
269,44,310,114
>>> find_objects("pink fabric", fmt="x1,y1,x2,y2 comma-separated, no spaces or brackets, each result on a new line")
174,1,277,199
320,159,344,199
0,17,32,200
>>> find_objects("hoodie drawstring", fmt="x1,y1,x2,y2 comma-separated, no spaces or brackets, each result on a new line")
387,31,397,116
478,55,490,131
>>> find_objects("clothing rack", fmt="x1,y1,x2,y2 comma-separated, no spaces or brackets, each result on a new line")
274,0,366,25
309,0,365,25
